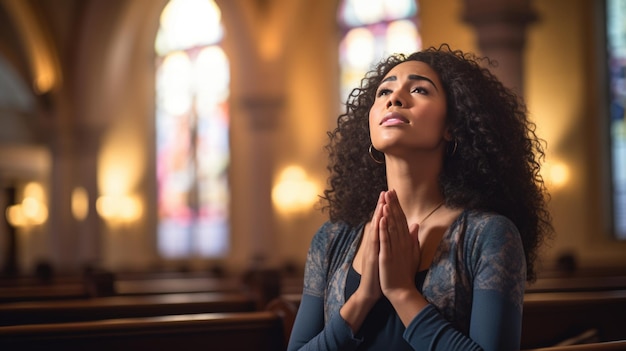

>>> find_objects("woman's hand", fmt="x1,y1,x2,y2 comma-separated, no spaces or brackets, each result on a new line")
340,191,386,333
378,189,421,302
354,191,385,304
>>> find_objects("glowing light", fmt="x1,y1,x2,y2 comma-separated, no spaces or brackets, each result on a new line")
544,161,570,190
386,20,420,55
352,0,385,24
6,205,26,227
4,182,48,227
157,0,223,55
345,28,375,68
96,195,143,224
72,187,89,221
272,166,319,214
158,52,193,116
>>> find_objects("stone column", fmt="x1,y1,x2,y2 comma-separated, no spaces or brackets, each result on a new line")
238,95,283,268
462,0,538,96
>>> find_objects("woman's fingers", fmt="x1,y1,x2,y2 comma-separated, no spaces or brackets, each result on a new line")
357,191,386,301
378,190,421,295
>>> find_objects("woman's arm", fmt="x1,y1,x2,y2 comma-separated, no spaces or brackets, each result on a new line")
288,193,388,350
288,294,363,351
402,215,526,351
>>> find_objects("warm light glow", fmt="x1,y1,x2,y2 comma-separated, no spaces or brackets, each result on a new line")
98,120,145,226
272,166,319,215
5,182,48,227
2,0,61,93
544,161,570,189
72,187,89,221
156,0,223,55
6,205,26,227
96,195,143,224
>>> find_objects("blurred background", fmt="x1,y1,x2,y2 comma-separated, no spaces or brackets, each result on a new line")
0,0,624,278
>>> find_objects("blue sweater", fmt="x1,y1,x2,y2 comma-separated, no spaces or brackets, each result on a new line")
288,210,526,351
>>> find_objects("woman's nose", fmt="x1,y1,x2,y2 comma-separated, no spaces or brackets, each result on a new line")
386,92,404,108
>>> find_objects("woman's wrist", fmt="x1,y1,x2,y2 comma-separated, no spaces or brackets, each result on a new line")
387,288,429,327
340,289,379,333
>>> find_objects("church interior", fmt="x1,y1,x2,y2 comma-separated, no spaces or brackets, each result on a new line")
0,0,625,349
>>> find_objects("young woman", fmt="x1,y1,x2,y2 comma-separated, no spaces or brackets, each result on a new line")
287,45,552,351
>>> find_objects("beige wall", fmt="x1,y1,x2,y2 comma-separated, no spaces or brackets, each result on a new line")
526,0,626,268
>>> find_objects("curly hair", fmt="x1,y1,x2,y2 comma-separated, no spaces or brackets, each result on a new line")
321,44,552,281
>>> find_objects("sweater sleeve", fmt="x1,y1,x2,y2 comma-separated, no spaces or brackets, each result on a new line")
287,294,363,351
403,214,525,351
287,222,363,351
403,289,522,351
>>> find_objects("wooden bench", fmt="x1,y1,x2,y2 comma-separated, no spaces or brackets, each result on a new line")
521,289,626,349
0,291,256,326
526,275,626,293
0,311,286,351
523,340,626,350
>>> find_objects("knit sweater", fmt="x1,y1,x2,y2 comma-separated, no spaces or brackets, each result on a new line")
288,210,526,351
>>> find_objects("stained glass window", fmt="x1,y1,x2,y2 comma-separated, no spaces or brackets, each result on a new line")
338,0,421,102
607,0,626,239
155,0,230,257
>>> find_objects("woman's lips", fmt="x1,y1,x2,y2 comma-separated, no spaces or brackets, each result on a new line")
380,112,409,126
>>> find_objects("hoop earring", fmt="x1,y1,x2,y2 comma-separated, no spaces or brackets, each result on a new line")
369,144,384,164
447,139,458,157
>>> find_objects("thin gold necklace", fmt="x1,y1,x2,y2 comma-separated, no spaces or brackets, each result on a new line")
418,201,445,225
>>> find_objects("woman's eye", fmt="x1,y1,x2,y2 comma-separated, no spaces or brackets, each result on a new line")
377,89,392,97
412,87,428,94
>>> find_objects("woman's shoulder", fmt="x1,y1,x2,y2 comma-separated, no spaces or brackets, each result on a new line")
459,209,523,254
310,220,364,249
462,210,518,233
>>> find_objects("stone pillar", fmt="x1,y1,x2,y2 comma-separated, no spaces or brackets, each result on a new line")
239,95,283,268
462,0,538,96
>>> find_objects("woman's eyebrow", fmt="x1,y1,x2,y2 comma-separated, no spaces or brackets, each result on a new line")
380,74,439,91
408,74,439,91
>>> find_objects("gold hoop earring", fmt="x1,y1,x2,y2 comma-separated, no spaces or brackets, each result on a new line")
447,139,458,157
369,144,384,164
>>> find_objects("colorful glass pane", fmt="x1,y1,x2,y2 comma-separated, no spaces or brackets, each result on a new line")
607,0,626,239
156,0,229,258
338,0,420,102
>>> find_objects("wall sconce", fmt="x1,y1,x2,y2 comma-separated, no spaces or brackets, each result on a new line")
96,194,143,224
5,182,48,227
272,165,319,215
543,160,570,190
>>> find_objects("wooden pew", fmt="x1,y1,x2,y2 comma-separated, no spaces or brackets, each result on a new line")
114,276,242,295
521,289,626,349
0,291,256,326
523,340,626,350
526,274,626,293
0,311,286,351
0,282,88,303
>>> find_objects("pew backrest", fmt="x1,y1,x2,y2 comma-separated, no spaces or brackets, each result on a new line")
0,311,285,351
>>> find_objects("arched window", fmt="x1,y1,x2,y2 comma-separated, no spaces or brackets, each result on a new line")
155,0,230,258
607,0,626,239
338,0,421,102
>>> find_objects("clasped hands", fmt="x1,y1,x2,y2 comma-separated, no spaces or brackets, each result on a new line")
358,189,422,306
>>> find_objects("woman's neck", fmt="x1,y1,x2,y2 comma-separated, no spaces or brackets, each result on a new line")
385,157,444,225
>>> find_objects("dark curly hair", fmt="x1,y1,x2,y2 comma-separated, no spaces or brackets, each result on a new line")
321,44,552,282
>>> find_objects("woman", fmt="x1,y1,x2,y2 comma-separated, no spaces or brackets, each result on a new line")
287,44,552,351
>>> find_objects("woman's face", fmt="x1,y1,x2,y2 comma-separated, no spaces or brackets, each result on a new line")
368,60,448,158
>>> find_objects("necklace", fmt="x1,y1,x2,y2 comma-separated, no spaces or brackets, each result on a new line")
418,201,445,225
